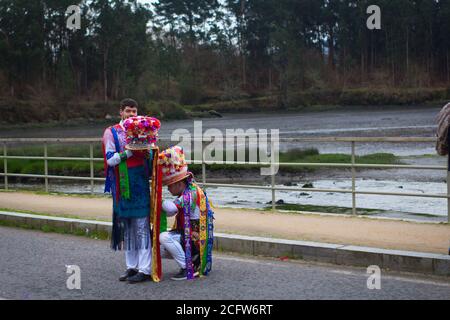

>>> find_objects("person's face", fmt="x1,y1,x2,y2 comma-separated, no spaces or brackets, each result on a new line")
168,180,186,196
120,106,138,120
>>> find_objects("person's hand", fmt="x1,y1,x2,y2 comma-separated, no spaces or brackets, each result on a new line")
191,231,200,242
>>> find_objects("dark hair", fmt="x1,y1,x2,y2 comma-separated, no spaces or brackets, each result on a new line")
120,98,138,111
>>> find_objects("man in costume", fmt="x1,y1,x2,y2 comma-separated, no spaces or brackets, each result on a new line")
102,98,162,283
158,146,214,281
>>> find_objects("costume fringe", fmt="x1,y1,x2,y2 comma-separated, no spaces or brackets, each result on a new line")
111,215,151,251
111,210,124,250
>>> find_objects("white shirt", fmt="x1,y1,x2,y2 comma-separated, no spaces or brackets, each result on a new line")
102,120,132,167
162,198,200,219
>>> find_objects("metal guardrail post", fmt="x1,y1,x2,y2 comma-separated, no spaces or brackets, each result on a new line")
202,142,206,187
351,141,356,215
3,143,7,190
271,173,276,211
271,140,276,211
44,142,48,192
90,143,94,194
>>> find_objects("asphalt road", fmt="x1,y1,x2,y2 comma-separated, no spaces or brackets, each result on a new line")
0,226,449,300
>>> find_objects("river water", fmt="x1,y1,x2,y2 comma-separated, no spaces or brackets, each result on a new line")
1,105,440,155
2,105,448,221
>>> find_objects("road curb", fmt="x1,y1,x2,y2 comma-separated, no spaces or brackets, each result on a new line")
1,211,449,277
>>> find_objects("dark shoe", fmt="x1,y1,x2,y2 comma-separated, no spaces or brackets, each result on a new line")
127,272,152,283
171,268,199,281
171,268,187,281
119,269,138,281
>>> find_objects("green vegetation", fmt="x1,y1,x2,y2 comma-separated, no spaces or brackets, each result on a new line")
263,203,444,221
1,1,450,124
145,101,188,120
0,207,110,221
186,88,450,114
2,88,448,126
278,148,400,165
266,203,381,215
5,143,118,177
0,145,403,179
0,219,110,240
191,149,402,174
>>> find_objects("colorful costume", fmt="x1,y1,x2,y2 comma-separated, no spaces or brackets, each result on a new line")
158,146,214,280
102,117,163,282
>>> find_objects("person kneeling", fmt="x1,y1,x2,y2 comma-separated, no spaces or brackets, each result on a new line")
158,146,214,281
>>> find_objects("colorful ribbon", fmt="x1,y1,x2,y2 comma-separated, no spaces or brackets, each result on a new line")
118,158,130,200
150,147,163,282
180,181,214,279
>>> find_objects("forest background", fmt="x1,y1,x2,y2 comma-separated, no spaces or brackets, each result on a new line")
1,0,450,124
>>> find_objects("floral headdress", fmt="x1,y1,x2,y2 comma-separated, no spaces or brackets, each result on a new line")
158,146,193,186
123,116,161,150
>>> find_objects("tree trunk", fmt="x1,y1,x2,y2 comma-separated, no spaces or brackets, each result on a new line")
371,32,374,73
360,28,365,82
361,51,364,82
447,50,449,84
9,72,14,97
268,66,272,91
242,49,246,87
385,28,390,82
84,52,88,95
240,0,246,87
328,28,335,70
166,73,170,96
406,27,409,75
103,46,108,102
392,41,395,86
113,71,120,100
342,45,346,87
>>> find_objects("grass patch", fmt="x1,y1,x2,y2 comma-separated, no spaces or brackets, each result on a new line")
0,217,110,240
1,145,403,178
144,100,189,120
407,154,440,158
0,188,110,199
191,148,402,174
265,203,382,215
279,149,401,165
2,88,448,125
7,143,102,157
0,207,110,222
186,87,450,113
31,191,110,199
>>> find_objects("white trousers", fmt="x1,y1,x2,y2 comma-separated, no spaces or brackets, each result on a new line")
160,231,186,269
125,248,152,275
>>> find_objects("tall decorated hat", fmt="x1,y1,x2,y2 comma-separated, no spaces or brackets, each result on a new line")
158,146,193,186
123,116,161,150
